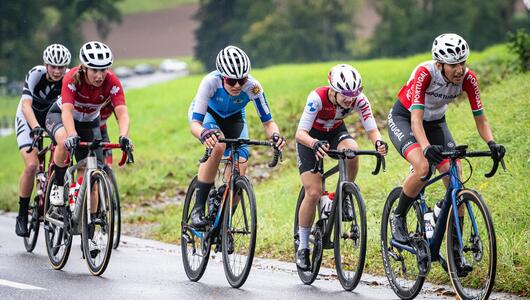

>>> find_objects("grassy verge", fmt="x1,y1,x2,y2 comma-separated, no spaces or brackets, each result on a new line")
117,0,197,15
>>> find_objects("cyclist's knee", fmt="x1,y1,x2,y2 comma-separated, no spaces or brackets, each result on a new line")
305,186,322,203
24,161,38,175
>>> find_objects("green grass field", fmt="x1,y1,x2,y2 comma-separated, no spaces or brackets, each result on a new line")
117,0,197,15
0,45,528,295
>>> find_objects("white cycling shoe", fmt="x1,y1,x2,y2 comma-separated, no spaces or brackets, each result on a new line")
49,184,65,206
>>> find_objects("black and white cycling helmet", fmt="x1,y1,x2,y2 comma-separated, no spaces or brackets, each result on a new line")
216,45,251,79
79,41,113,69
43,44,71,66
328,64,363,98
432,33,469,64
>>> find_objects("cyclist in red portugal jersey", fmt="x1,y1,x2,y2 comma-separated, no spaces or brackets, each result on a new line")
387,33,506,274
294,64,388,270
45,41,132,228
15,44,71,237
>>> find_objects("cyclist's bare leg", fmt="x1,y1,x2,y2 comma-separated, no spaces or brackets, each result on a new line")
337,138,359,182
53,127,68,168
402,147,430,197
197,142,226,183
18,148,39,198
299,171,322,228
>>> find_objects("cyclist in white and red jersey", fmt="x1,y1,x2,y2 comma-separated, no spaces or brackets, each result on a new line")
294,64,388,270
45,41,132,220
387,33,505,275
188,45,286,228
15,44,71,237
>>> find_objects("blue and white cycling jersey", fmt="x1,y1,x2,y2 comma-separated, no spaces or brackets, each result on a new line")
189,71,273,124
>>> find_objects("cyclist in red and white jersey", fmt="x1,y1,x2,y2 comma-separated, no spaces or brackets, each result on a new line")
14,44,71,237
294,64,388,270
387,33,505,275
45,41,132,218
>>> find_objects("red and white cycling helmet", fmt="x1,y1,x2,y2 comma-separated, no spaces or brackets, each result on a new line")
328,64,363,98
79,41,113,69
432,33,469,64
216,45,251,79
43,44,71,66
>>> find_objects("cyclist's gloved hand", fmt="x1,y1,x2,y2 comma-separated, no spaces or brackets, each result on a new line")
375,140,388,156
487,141,506,160
271,132,286,150
64,134,80,151
29,126,45,139
119,136,133,152
312,140,329,160
423,145,444,166
200,128,220,148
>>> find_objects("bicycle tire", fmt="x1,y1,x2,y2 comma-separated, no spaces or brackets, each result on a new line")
43,171,72,270
81,169,114,276
334,183,366,291
380,186,426,299
446,189,496,300
293,186,323,285
222,176,256,288
181,176,211,282
23,195,40,252
104,166,121,250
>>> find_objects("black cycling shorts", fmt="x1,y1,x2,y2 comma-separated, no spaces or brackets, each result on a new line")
387,100,455,159
296,123,354,174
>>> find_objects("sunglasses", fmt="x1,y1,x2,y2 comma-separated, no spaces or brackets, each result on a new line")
224,77,248,87
340,86,363,98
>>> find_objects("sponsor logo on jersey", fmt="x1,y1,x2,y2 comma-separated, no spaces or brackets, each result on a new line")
305,101,317,113
413,70,428,104
251,84,261,96
110,85,120,96
387,109,404,141
68,83,77,92
233,98,243,104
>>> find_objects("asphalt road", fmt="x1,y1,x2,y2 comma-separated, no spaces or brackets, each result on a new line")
0,213,524,300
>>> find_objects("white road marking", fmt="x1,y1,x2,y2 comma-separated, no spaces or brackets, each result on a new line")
0,279,46,290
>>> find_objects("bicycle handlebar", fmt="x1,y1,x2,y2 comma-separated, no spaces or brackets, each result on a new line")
311,149,386,175
64,139,135,167
198,137,282,168
420,146,506,181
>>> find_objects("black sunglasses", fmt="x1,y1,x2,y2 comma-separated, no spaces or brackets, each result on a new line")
224,77,248,87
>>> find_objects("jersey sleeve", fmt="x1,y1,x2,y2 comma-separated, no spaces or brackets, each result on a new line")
107,74,126,107
61,69,77,105
353,94,377,132
297,91,322,132
410,66,432,111
21,66,43,101
248,81,273,123
462,70,484,116
190,75,217,123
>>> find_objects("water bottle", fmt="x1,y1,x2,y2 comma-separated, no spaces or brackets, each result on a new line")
68,176,83,212
208,184,224,219
424,210,435,239
319,191,333,220
36,172,46,196
434,200,443,220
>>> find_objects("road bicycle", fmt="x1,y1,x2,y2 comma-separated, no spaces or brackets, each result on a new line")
23,132,55,252
181,137,281,288
293,148,385,290
43,139,133,276
380,145,505,299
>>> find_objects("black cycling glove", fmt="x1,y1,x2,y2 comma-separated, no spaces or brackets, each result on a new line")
487,141,506,160
29,126,44,139
271,132,285,149
423,145,444,165
119,136,133,151
375,140,388,152
312,140,329,156
64,135,80,151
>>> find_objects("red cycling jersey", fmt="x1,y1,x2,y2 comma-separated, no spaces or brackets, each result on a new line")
61,66,125,122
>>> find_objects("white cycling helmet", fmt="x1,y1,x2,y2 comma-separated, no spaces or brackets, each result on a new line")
432,33,469,64
216,45,251,79
328,64,363,98
79,41,113,69
43,44,71,66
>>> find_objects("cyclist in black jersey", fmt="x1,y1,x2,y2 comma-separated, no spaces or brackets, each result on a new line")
15,44,71,237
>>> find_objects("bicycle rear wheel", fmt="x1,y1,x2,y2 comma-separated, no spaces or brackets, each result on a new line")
24,195,40,252
380,187,426,299
334,183,366,291
43,171,72,270
293,187,323,285
105,166,121,250
181,176,211,282
222,176,256,288
81,170,114,276
446,189,496,300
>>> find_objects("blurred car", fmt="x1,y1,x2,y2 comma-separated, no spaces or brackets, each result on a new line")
134,64,156,75
113,66,134,79
159,59,188,73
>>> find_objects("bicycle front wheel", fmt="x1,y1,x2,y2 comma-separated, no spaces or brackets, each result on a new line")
43,171,72,270
334,183,366,291
380,186,426,299
81,169,114,276
105,166,121,250
181,176,211,282
446,189,496,300
24,195,40,252
222,176,256,288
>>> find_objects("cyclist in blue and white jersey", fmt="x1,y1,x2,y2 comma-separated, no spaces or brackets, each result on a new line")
188,45,286,227
14,44,71,237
